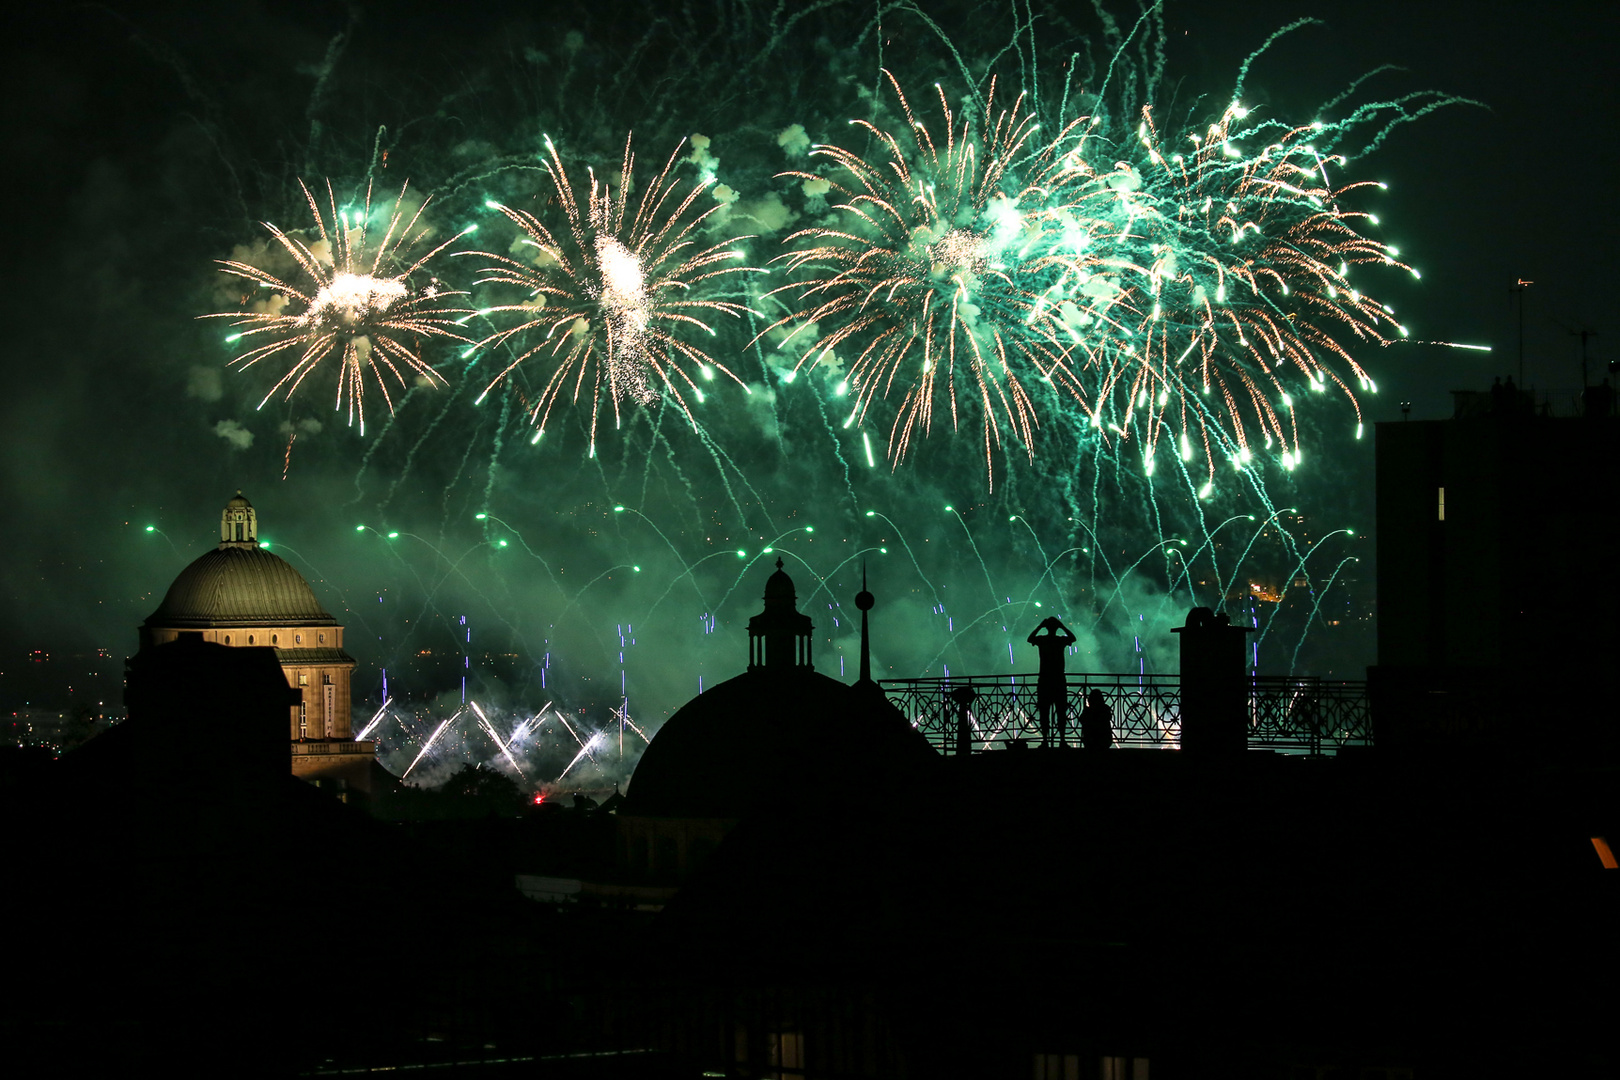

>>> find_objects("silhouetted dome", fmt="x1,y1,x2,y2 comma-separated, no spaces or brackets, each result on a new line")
146,547,336,629
623,668,934,819
626,560,934,819
763,558,796,603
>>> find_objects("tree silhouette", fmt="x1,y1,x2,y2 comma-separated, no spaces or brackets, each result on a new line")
438,763,524,816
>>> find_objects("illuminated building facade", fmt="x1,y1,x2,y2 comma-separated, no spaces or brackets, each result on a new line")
139,492,374,789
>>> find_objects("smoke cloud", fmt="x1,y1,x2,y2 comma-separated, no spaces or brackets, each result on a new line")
212,419,254,449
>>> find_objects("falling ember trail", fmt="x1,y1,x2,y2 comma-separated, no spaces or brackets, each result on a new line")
354,696,393,742
402,709,459,779
282,432,296,480
556,732,603,782
471,700,528,779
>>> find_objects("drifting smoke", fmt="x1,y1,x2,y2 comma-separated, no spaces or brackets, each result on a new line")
187,366,224,402
182,3,1465,785
212,419,254,449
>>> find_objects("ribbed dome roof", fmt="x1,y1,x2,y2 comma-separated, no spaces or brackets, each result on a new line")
145,546,337,628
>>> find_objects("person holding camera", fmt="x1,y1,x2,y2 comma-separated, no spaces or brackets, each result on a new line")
1026,616,1076,747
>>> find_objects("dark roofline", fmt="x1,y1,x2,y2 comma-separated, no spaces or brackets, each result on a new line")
144,615,340,630
274,648,355,665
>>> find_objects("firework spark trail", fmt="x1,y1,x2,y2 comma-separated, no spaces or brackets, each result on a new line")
354,696,393,741
510,703,553,745
765,72,1084,486
1256,526,1357,646
470,700,528,779
474,513,569,605
1289,554,1360,673
465,135,765,447
233,13,1462,735
550,708,595,760
611,700,651,744
556,731,605,782
205,180,474,433
402,708,460,779
1036,99,1402,482
372,531,536,661
763,46,1474,494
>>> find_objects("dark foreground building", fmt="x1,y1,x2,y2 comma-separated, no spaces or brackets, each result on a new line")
1371,389,1619,754
611,745,1613,1079
596,566,1617,1078
4,538,1613,1077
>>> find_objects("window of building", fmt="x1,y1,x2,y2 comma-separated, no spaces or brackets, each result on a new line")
224,635,231,645
1034,1054,1080,1080
767,1030,804,1077
1438,486,1446,521
319,633,326,644
298,674,308,686
323,674,333,685
298,702,307,738
271,634,278,645
295,633,302,644
248,635,255,645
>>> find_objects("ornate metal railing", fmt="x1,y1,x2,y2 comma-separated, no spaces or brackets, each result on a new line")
1247,677,1372,754
880,673,1370,755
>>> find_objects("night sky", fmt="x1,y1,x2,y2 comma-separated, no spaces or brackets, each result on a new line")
2,1,1613,769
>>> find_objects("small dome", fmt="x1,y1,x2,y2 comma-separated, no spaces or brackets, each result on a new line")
226,491,252,510
145,547,336,629
763,558,796,603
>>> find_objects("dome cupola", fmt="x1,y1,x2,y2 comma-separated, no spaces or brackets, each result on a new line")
143,493,337,631
220,491,258,549
747,558,814,671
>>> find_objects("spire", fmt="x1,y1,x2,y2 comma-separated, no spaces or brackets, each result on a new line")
219,490,258,549
855,562,875,686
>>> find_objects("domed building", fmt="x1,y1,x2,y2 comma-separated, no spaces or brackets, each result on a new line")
617,560,934,882
139,492,373,790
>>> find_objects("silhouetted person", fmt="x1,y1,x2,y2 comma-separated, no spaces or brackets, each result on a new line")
1584,378,1613,419
1027,617,1076,746
1503,374,1527,418
1080,688,1113,751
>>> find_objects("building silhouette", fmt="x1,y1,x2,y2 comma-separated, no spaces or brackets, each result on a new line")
1371,390,1619,753
597,560,1613,1079
617,559,933,890
7,480,1611,1077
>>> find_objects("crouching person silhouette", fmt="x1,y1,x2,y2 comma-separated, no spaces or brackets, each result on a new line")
1080,688,1114,751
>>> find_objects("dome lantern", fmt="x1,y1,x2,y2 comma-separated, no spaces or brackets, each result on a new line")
747,558,814,671
220,491,258,549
